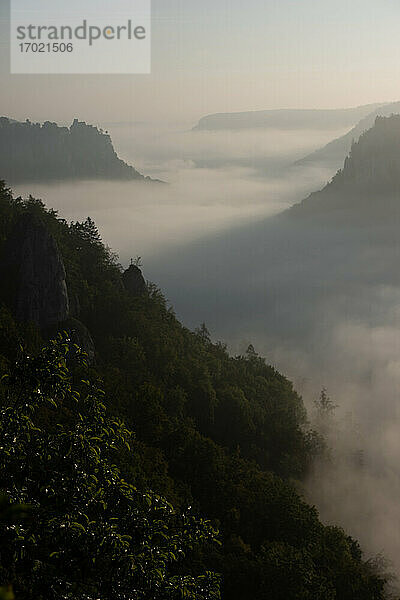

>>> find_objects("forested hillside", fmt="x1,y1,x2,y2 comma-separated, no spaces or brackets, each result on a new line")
289,115,400,220
0,181,388,599
0,118,152,183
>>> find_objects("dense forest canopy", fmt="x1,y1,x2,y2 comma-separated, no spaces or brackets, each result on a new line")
0,180,389,599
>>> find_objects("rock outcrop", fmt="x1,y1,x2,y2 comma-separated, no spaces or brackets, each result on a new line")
0,117,157,183
294,101,400,171
1,213,69,329
122,264,147,297
0,212,96,361
60,318,96,364
287,115,400,222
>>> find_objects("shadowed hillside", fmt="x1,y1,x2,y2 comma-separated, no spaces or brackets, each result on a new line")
294,102,400,172
0,180,388,600
0,117,157,183
143,115,400,587
289,114,400,222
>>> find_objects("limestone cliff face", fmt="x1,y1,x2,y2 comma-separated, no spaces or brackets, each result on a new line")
1,213,96,362
1,213,69,329
122,264,147,297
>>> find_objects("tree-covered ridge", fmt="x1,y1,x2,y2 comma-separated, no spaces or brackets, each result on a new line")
338,115,400,190
0,118,153,183
289,115,400,220
0,181,388,598
294,102,400,171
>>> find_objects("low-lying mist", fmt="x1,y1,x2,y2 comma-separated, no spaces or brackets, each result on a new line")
104,120,349,176
144,211,400,588
12,119,400,586
12,121,339,259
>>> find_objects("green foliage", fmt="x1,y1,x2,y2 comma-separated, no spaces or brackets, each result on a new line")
0,183,389,599
0,339,221,600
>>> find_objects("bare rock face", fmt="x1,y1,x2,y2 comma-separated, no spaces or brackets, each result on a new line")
61,318,96,364
1,212,97,362
1,213,69,329
122,264,147,297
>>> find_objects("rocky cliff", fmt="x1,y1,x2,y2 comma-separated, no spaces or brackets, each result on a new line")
287,115,400,221
337,115,400,189
294,101,400,171
0,212,96,360
0,117,155,183
1,213,69,329
0,211,150,362
122,264,147,297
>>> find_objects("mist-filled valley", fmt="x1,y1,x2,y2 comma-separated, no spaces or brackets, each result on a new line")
4,107,400,598
5,0,400,597
12,111,400,581
143,115,400,582
12,119,346,257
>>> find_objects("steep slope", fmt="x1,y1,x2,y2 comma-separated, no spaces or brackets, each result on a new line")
0,117,157,183
193,104,382,131
142,118,400,591
0,180,388,600
144,114,400,374
294,101,400,171
289,114,400,221
0,212,69,329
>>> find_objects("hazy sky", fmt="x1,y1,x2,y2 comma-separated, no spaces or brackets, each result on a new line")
1,0,400,123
